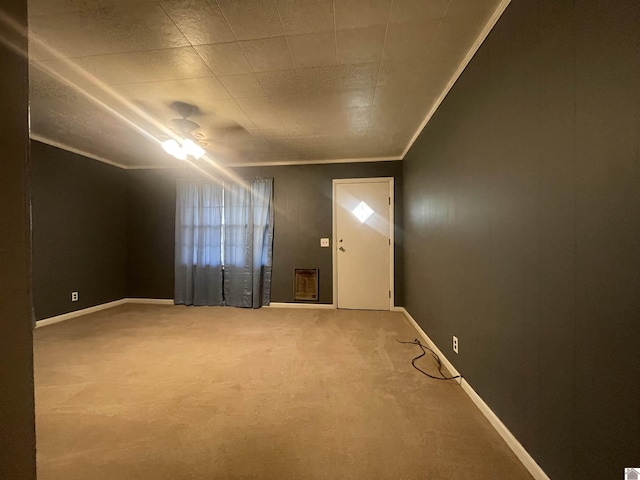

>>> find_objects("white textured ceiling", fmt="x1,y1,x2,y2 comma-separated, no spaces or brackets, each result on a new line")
28,0,505,168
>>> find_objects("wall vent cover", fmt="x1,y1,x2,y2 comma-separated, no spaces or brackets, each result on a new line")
294,269,318,301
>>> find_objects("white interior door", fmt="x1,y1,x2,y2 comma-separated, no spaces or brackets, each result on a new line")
334,179,392,310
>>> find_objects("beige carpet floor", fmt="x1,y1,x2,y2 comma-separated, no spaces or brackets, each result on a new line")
34,304,533,480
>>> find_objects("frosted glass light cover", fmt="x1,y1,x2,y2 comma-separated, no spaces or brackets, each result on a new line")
161,139,186,160
183,139,205,159
352,201,374,223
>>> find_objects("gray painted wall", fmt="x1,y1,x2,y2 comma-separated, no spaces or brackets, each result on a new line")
127,169,177,299
126,161,403,305
0,0,37,476
31,141,128,320
402,1,640,479
32,151,402,315
235,162,403,305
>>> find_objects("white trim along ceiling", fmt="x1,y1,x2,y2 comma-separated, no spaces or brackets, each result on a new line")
26,0,511,170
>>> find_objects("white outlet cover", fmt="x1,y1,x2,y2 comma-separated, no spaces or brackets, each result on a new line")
320,238,330,247
452,336,458,353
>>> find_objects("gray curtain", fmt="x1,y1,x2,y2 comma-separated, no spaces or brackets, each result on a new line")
223,178,274,308
174,180,224,306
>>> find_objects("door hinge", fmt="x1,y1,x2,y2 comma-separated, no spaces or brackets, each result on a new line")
388,197,391,205
389,290,391,298
388,238,391,245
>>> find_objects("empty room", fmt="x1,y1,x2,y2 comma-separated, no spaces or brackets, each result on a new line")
1,1,639,479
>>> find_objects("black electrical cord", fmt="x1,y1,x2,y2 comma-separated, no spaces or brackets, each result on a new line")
396,338,461,381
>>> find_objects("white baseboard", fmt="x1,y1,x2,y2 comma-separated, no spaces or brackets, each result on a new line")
395,307,550,480
36,299,336,327
266,302,336,309
124,298,174,305
458,379,550,480
35,298,175,328
35,299,128,328
392,306,461,384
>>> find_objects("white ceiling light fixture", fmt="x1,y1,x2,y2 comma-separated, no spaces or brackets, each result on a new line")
161,102,207,161
161,138,186,160
161,137,205,160
182,138,205,159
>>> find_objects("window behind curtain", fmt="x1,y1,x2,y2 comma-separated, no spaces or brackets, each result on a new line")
176,181,223,267
175,178,273,308
174,181,224,306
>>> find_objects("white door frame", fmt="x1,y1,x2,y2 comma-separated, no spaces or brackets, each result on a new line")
332,177,394,310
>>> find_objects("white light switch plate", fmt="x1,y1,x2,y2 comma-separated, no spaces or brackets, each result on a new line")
320,238,330,247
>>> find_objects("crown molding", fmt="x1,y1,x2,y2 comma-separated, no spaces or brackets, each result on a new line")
29,135,401,169
229,155,402,168
401,0,512,158
29,134,131,169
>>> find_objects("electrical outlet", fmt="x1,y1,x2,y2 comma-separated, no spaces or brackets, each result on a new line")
320,238,330,247
71,291,79,302
452,336,459,354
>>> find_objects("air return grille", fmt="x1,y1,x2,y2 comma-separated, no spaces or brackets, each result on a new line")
294,269,318,301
